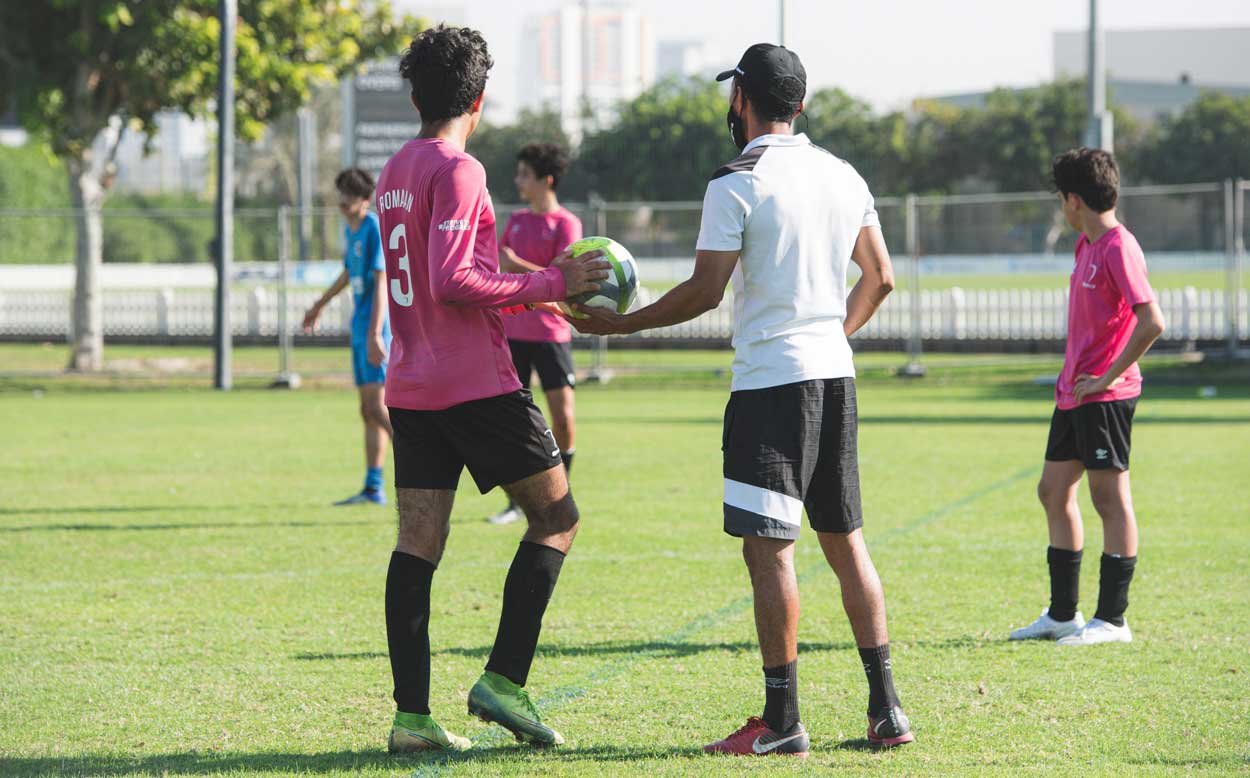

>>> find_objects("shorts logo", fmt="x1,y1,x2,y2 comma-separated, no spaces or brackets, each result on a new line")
542,429,559,457
1095,448,1109,460
437,218,472,232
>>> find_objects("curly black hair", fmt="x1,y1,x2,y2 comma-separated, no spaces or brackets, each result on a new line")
517,142,570,190
398,24,494,122
334,167,375,200
1052,147,1119,213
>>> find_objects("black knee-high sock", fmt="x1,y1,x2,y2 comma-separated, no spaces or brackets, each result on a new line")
1094,553,1137,627
859,644,901,713
485,541,566,686
1047,546,1083,623
762,660,800,733
560,449,575,474
385,551,436,714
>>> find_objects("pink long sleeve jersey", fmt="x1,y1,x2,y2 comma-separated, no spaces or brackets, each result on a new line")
376,138,567,410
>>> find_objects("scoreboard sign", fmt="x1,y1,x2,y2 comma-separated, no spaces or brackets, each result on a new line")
351,57,419,178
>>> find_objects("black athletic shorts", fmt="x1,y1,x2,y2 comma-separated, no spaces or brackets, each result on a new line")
390,390,562,493
1044,398,1137,471
722,377,863,540
509,340,576,391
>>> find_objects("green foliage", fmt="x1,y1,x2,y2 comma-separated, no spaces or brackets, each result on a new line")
578,78,732,200
468,109,578,201
1133,92,1250,184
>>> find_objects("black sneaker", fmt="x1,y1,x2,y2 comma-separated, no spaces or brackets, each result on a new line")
867,705,914,748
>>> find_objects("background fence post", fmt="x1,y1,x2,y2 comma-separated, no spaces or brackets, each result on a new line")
900,193,926,377
272,205,301,388
156,288,172,337
586,194,612,384
1225,178,1238,358
1235,179,1246,356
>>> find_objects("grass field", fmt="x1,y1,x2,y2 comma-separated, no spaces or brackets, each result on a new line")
2,346,1248,777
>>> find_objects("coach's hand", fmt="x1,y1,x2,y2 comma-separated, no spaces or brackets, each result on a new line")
1072,372,1124,404
553,248,610,297
566,304,632,335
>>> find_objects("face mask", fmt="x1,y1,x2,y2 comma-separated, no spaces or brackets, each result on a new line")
726,91,748,150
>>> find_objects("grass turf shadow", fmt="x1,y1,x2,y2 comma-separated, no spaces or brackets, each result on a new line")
0,743,712,777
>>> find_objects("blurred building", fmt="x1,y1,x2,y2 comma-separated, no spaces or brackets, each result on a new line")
928,26,1250,124
657,39,711,80
518,3,656,139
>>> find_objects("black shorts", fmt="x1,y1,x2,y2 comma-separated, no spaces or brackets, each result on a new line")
390,390,562,493
1044,398,1137,471
722,378,863,540
509,340,576,392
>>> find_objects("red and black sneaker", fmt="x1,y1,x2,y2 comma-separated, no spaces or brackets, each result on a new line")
867,705,914,748
703,717,809,758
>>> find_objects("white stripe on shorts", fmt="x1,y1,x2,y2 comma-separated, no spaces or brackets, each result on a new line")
723,478,803,526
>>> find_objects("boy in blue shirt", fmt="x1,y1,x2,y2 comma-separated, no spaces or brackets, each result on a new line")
302,167,393,505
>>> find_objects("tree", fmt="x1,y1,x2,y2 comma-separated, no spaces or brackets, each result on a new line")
0,1,410,370
1133,92,1250,184
579,78,730,201
468,109,578,201
803,88,910,194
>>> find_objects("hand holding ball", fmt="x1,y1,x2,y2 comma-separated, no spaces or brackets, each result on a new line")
557,237,640,319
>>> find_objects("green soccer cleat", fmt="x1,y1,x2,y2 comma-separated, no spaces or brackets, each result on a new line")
467,671,564,747
387,712,472,754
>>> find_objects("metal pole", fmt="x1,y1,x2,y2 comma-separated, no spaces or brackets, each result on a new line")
1226,178,1239,358
779,0,790,46
1084,0,1113,150
901,193,926,377
1237,179,1246,355
272,205,301,389
586,195,612,384
213,0,236,390
297,107,316,264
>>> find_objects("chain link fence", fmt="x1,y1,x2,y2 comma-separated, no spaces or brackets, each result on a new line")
1,182,1246,379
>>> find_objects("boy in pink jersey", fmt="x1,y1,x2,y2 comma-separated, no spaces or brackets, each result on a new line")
487,143,583,525
1009,148,1166,647
374,25,608,754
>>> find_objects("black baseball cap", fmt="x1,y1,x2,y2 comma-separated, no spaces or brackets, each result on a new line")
715,43,807,107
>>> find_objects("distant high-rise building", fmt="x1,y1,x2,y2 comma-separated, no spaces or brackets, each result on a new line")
518,3,656,139
657,39,710,81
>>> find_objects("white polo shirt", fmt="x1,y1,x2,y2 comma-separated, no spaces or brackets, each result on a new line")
695,132,879,392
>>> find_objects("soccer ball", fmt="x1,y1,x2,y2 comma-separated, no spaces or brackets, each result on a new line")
558,237,639,319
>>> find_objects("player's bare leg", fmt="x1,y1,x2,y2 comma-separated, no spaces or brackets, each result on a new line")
818,529,912,747
1059,468,1137,645
1012,460,1088,641
337,383,392,506
545,386,575,465
385,488,469,752
471,465,579,746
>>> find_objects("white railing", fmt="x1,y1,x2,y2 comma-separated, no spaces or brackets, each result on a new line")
2,285,1244,344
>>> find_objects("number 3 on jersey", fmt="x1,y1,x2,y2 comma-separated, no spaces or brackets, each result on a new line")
389,223,414,307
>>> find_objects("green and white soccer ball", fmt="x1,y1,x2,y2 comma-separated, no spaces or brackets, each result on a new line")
558,236,639,319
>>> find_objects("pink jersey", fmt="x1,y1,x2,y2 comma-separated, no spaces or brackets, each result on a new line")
375,139,567,411
501,208,583,343
1056,225,1156,410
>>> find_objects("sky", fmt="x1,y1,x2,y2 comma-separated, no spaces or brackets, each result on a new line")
394,0,1250,121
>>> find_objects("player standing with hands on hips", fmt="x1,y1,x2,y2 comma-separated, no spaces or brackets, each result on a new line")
487,143,583,526
373,25,609,753
1010,149,1165,646
572,43,914,756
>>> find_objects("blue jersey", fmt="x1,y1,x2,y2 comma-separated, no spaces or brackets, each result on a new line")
345,211,390,343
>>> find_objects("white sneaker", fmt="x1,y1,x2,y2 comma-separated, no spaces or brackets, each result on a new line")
1057,617,1132,646
487,505,522,525
1008,609,1085,641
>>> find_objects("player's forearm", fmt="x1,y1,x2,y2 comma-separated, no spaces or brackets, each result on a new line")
433,265,567,308
317,272,350,308
843,274,894,337
616,278,721,334
499,247,544,274
368,273,387,336
1101,308,1166,383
